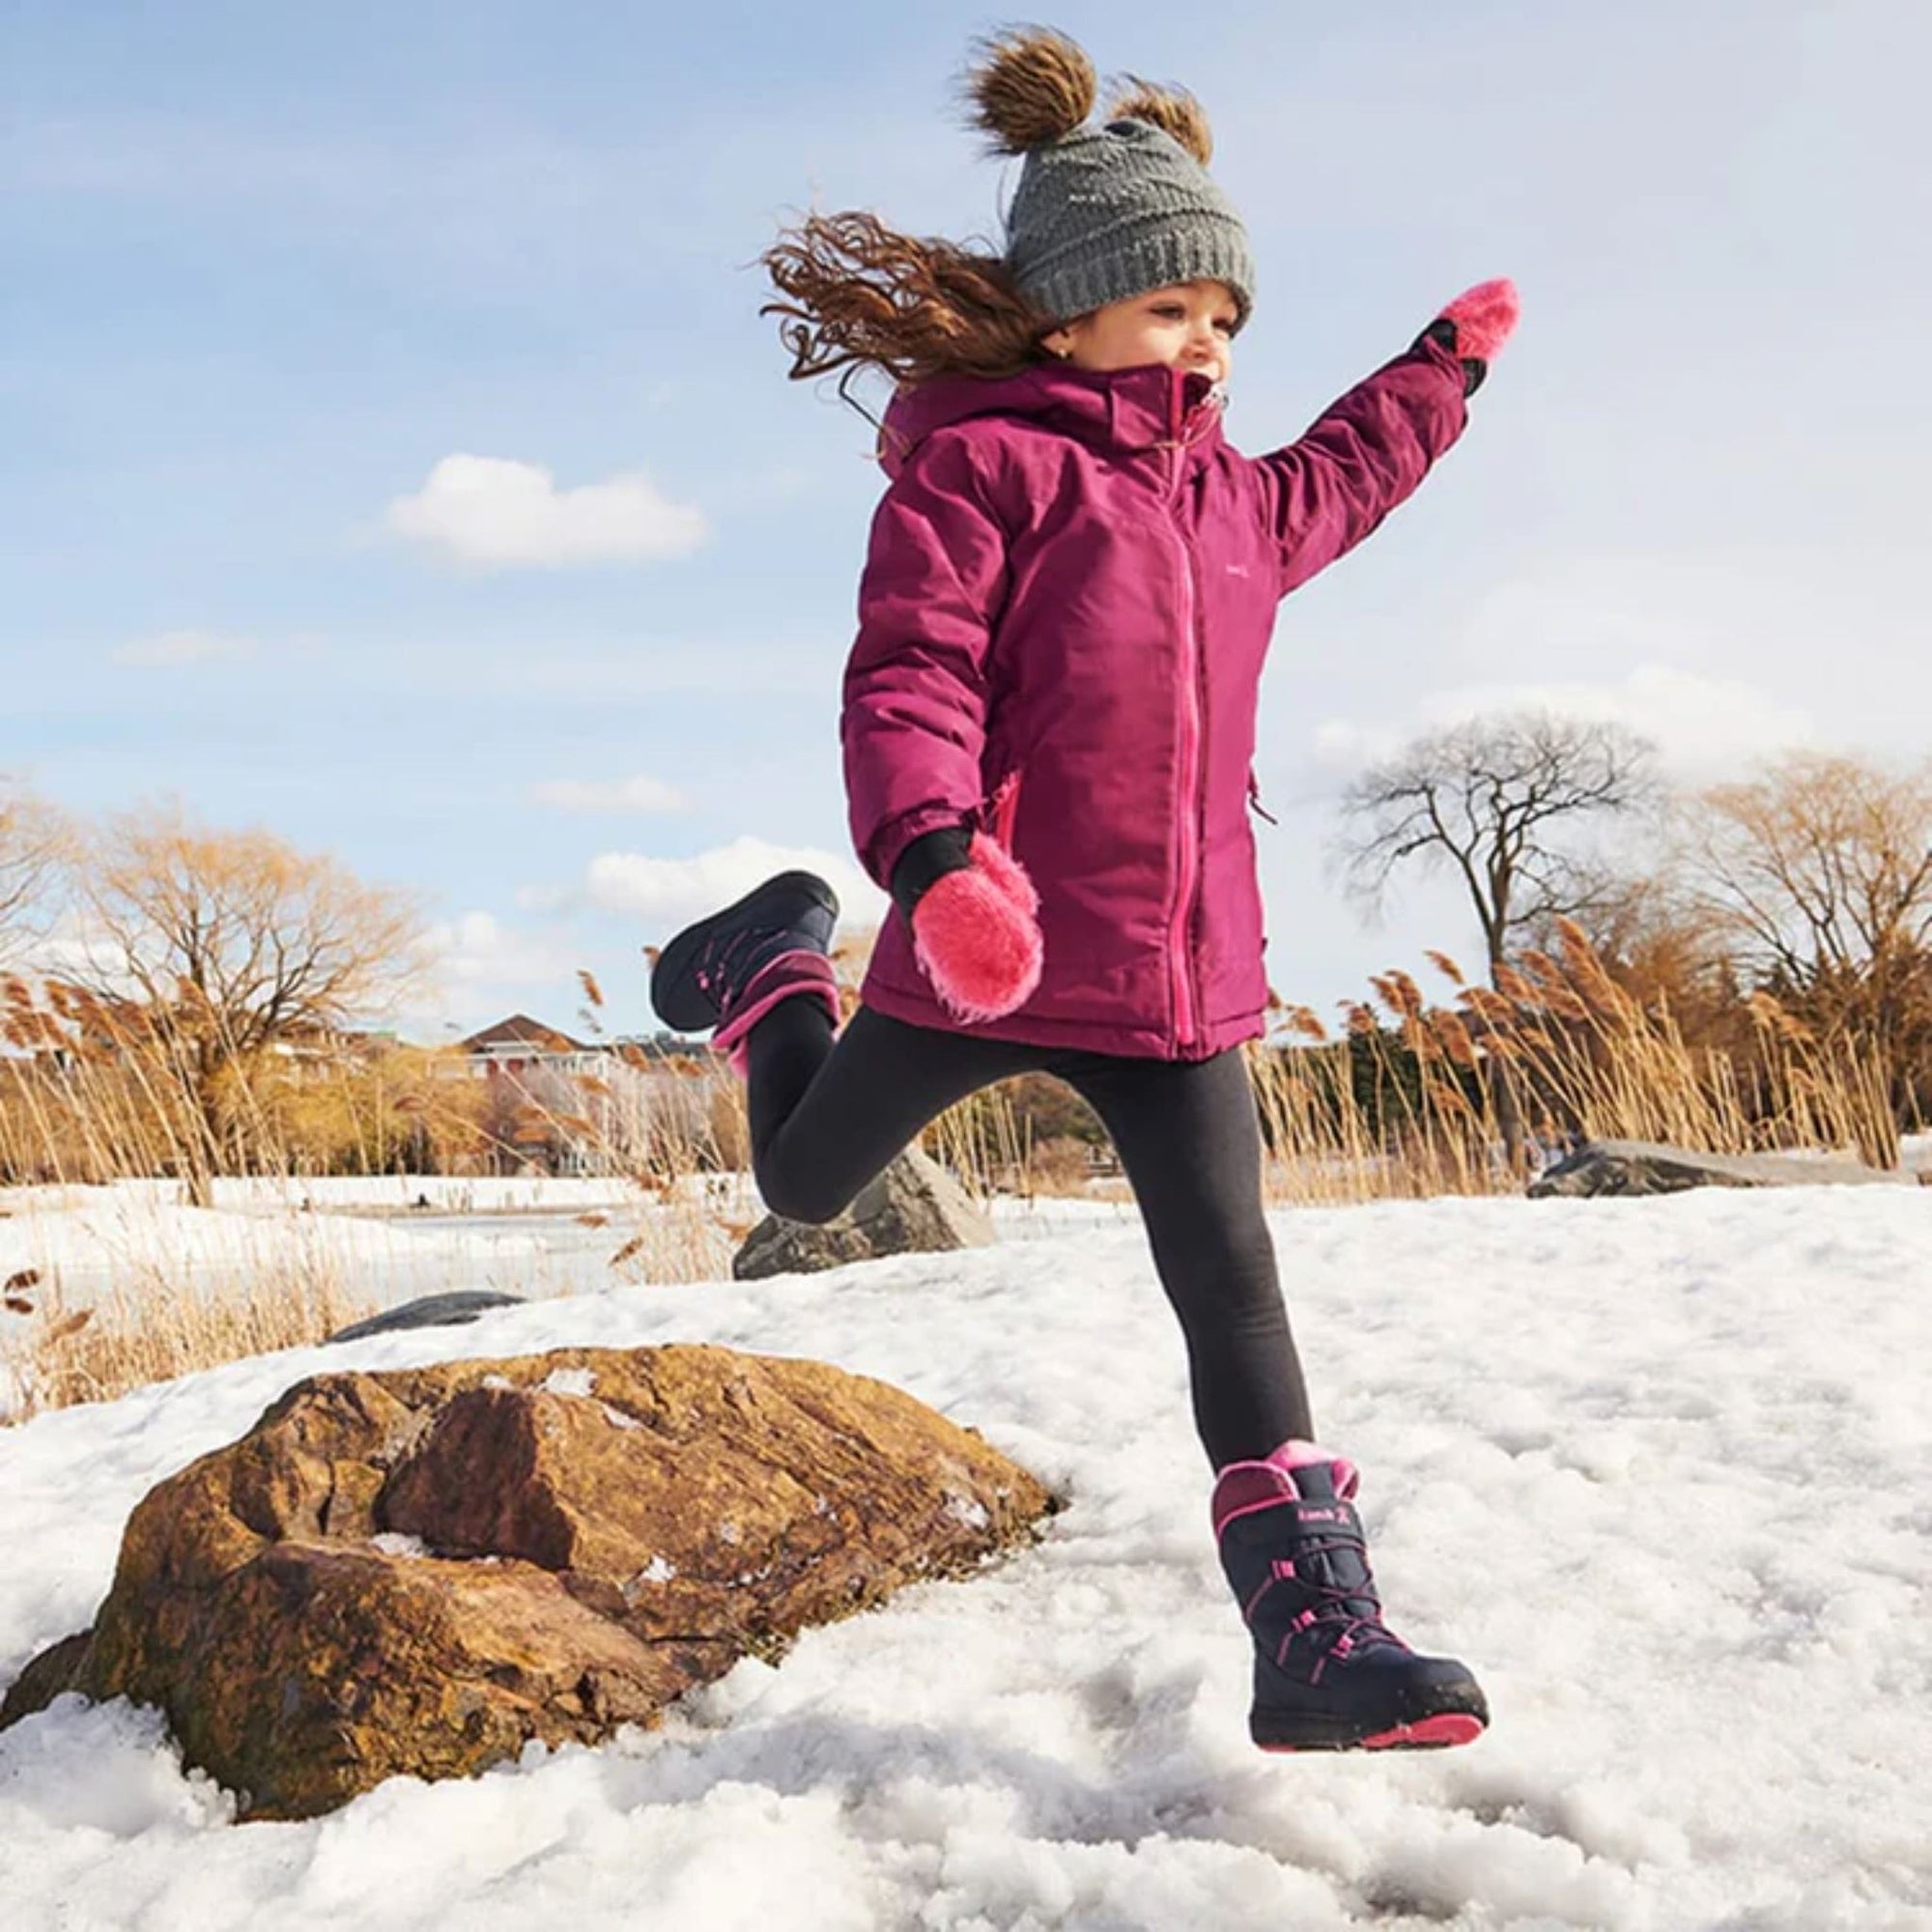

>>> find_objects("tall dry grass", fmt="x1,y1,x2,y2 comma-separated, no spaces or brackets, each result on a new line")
198,924,1896,1225
0,1256,376,1423
1,926,1900,1422
0,975,507,1189
1246,918,1898,1205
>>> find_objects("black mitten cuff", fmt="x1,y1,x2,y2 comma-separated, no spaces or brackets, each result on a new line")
1417,316,1487,396
890,824,974,923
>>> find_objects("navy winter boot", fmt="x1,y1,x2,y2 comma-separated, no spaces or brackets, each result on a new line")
1212,1442,1489,1752
649,871,841,1069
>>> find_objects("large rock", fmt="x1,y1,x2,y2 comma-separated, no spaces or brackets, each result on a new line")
0,1346,1050,1820
1529,1138,1916,1199
733,1145,995,1280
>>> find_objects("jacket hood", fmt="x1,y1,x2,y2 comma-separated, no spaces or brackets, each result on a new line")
878,362,1225,478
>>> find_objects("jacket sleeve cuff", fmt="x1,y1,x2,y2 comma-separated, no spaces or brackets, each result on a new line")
866,803,975,895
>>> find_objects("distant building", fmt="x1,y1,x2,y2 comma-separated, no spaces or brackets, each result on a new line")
452,1014,708,1176
456,1013,597,1077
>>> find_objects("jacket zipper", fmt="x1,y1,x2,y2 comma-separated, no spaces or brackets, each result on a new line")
1165,370,1205,1050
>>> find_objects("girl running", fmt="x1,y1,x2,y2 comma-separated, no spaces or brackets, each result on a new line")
649,27,1518,1752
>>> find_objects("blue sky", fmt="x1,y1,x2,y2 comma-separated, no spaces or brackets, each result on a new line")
6,0,1925,1041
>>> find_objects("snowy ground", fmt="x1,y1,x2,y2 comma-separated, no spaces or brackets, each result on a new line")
5,1175,650,1214
0,1186,1926,1930
0,1180,1126,1376
0,1176,744,1349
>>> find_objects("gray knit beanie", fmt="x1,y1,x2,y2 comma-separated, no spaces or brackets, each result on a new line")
967,28,1255,327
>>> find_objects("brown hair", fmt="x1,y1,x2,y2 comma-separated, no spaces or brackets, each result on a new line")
760,209,1051,395
758,30,1220,400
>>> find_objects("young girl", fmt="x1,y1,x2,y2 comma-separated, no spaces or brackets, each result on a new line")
650,28,1517,1754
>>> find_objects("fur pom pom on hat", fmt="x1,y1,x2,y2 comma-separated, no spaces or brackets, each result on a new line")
1103,77,1213,166
963,26,1254,327
966,26,1096,153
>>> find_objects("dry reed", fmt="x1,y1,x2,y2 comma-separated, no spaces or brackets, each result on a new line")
0,925,1901,1421
1246,920,1896,1206
0,1258,376,1422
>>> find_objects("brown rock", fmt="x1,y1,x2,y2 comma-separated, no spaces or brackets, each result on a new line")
0,1346,1051,1820
733,1145,995,1280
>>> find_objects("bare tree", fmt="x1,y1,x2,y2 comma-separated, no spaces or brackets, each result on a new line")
1674,751,1932,1151
1335,712,1661,978
1334,712,1660,1167
70,804,430,1197
0,782,71,964
1679,751,1932,983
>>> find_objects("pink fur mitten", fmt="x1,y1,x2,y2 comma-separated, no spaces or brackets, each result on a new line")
1437,278,1520,363
910,833,1044,1024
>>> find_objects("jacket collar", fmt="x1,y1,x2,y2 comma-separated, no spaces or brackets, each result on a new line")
879,362,1226,478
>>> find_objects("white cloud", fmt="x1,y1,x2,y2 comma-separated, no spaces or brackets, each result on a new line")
583,836,884,939
416,911,577,992
528,775,690,814
385,455,708,568
1314,665,1816,781
111,629,256,668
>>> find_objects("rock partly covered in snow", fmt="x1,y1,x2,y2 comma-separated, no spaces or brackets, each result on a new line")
1528,1138,1918,1198
0,1345,1051,1820
326,1289,527,1343
732,1146,994,1280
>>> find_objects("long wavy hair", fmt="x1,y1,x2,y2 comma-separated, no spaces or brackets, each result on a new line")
759,28,1221,405
759,210,1051,398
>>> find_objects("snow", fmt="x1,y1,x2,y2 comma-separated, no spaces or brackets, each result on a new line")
369,1533,431,1559
0,1173,1088,1336
0,1185,1927,1929
0,1187,550,1283
0,1179,734,1362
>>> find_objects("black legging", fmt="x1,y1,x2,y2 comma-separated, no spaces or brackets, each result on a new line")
744,998,1314,1468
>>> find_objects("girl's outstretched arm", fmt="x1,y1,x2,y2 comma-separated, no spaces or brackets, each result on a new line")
841,428,1008,889
1261,278,1518,595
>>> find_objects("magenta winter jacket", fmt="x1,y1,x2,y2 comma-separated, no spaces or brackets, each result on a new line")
842,333,1470,1060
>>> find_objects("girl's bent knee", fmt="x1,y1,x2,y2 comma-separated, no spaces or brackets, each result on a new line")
753,1161,860,1227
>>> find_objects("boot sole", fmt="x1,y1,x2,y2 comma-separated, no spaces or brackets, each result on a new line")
1256,1710,1487,1753
649,871,838,1033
